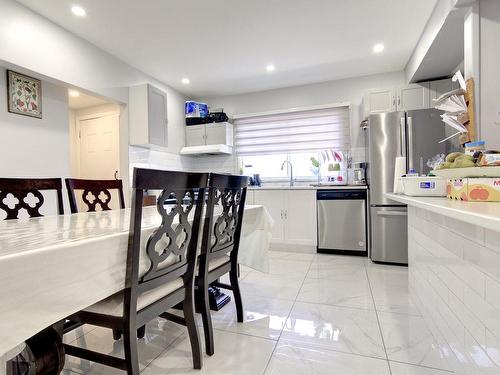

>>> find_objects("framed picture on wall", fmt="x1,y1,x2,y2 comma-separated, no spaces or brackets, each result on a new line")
7,70,42,119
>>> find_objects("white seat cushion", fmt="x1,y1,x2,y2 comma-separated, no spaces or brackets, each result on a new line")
83,277,184,317
196,255,230,276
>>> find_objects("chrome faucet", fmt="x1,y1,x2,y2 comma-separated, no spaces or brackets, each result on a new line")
281,160,294,186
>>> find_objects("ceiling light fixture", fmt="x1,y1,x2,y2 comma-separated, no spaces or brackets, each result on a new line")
68,90,80,97
266,64,276,73
181,78,190,85
373,43,385,54
71,5,86,17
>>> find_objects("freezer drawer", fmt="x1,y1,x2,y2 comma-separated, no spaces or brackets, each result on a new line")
317,198,367,252
370,206,408,264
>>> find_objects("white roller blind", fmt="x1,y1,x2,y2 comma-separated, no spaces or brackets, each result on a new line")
234,105,350,156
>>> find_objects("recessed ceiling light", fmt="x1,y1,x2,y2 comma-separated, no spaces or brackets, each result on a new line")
266,64,276,73
373,43,385,54
68,90,80,97
181,78,190,85
71,5,86,17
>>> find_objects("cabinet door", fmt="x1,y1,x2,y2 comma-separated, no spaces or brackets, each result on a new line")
429,79,459,102
397,83,430,111
245,190,255,205
253,190,285,243
147,85,168,147
284,190,317,246
185,125,206,147
366,89,396,114
205,123,228,145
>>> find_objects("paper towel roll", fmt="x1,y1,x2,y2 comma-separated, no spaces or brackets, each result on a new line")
393,157,407,194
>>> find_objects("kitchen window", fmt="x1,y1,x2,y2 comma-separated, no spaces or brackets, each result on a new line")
234,104,351,181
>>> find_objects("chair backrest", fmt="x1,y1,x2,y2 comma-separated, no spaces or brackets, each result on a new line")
0,178,64,220
200,173,248,264
125,168,209,309
65,178,126,213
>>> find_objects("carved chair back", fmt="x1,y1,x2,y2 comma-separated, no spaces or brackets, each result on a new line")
65,178,126,213
200,174,248,264
125,168,209,315
0,178,64,220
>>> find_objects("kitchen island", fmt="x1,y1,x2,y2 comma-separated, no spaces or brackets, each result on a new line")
387,193,500,373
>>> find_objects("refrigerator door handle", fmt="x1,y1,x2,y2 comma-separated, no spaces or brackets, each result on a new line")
407,116,414,171
400,116,406,158
377,210,407,216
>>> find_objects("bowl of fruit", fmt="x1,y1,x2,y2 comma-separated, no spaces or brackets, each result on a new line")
431,151,500,178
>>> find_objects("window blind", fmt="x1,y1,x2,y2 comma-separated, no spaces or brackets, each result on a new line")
234,106,350,156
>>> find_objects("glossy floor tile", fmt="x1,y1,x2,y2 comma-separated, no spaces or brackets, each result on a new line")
60,253,462,374
281,302,385,358
265,342,391,375
377,311,456,371
141,330,276,375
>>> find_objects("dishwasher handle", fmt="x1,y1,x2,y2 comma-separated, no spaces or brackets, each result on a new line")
376,210,407,216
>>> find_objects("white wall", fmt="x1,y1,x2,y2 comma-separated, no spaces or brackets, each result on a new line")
197,71,406,161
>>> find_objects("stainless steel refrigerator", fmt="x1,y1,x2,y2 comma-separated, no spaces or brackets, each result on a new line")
366,109,459,264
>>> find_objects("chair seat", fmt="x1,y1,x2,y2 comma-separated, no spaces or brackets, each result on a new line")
83,277,184,317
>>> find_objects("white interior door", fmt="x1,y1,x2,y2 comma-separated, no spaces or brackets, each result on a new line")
79,113,120,180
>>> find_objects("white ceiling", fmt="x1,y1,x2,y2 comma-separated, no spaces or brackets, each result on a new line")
18,0,438,97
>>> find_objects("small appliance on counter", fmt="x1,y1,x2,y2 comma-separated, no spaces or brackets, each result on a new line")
350,162,366,185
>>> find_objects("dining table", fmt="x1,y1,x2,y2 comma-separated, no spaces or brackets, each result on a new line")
0,204,273,375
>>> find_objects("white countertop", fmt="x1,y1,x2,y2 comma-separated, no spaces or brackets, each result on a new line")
386,193,500,232
249,185,368,190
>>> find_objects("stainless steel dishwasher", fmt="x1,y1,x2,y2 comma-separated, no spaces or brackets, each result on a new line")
317,189,368,255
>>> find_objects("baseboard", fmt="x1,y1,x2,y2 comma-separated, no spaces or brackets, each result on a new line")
269,243,316,254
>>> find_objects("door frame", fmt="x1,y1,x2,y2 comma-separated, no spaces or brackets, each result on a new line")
75,110,121,179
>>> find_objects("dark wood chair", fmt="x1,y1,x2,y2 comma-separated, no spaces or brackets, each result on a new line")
63,168,208,374
0,178,64,220
197,173,248,356
65,178,126,213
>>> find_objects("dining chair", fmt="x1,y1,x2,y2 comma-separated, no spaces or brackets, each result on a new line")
65,178,126,213
0,178,64,220
63,168,208,374
197,173,248,356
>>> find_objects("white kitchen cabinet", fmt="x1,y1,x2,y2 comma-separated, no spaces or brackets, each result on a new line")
245,190,255,205
185,125,206,147
284,190,317,246
253,190,285,243
129,84,168,148
253,189,317,247
397,83,430,111
429,78,459,102
185,122,233,147
364,88,396,114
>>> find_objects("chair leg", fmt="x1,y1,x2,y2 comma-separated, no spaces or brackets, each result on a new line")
112,329,122,340
123,326,140,375
137,325,146,339
199,279,215,356
230,268,244,323
184,292,203,369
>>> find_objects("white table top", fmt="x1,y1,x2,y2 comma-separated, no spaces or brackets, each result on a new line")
0,205,272,364
386,193,500,232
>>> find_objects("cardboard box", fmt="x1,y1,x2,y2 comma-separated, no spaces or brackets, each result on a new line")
446,178,500,202
447,179,468,201
467,178,500,201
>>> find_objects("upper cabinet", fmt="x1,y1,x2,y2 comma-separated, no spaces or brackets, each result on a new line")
398,83,430,111
129,84,168,148
363,80,449,117
180,122,234,155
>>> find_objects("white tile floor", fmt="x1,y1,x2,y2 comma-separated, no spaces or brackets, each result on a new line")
63,252,455,375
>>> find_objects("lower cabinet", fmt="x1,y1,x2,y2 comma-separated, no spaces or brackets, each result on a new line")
253,189,317,248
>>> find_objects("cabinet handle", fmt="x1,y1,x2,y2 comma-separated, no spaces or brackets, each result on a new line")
280,210,283,220
392,96,396,107
284,210,287,219
397,96,401,106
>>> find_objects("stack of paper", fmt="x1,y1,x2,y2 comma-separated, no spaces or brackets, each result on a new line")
432,71,468,143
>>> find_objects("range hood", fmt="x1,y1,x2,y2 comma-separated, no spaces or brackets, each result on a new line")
179,144,233,155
